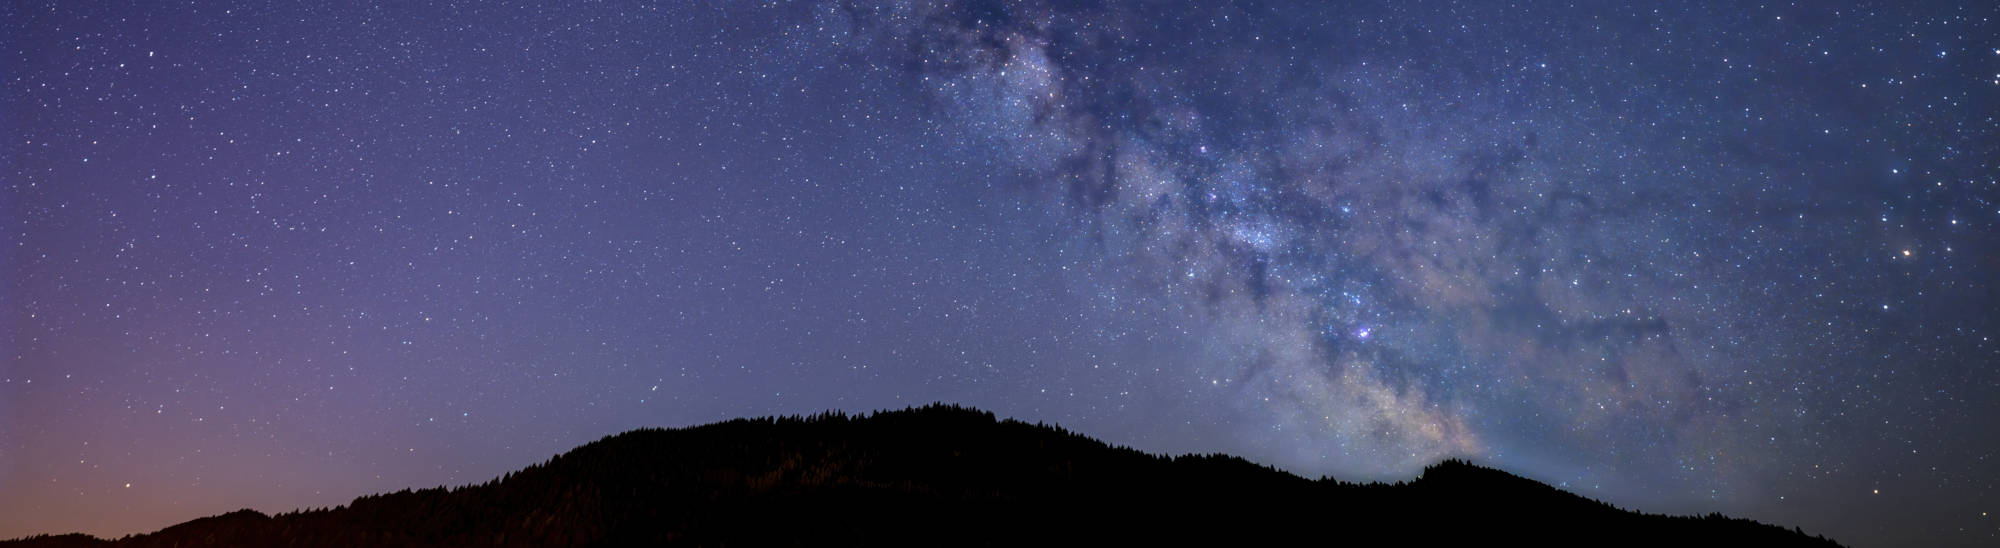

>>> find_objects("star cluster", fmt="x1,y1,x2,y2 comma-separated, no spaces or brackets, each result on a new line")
4,2,1996,547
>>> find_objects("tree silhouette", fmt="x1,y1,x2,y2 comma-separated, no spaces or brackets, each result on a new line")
2,404,1844,547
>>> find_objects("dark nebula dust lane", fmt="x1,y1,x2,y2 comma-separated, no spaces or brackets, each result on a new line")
4,2,1997,547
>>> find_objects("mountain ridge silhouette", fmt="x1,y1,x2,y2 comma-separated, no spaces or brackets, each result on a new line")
3,403,1843,547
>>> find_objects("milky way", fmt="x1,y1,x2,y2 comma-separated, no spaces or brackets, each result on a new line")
4,2,1997,547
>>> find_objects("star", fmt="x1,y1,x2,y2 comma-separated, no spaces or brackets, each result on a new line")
4,3,1993,547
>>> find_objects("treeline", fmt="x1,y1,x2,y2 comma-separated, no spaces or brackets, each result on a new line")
2,403,1843,547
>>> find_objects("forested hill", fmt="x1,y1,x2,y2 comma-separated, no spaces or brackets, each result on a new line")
3,404,1842,547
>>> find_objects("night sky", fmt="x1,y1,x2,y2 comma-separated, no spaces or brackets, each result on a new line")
4,1,1997,546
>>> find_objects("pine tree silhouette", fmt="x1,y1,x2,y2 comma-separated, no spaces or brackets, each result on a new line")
3,404,1845,547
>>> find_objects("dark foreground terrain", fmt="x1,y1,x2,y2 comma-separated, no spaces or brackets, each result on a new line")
4,404,1841,547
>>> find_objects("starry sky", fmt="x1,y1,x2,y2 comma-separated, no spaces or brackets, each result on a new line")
3,1,1996,546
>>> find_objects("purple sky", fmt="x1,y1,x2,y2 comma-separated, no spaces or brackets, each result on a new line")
5,2,1997,547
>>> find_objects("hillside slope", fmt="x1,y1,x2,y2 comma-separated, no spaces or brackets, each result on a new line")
2,404,1843,547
